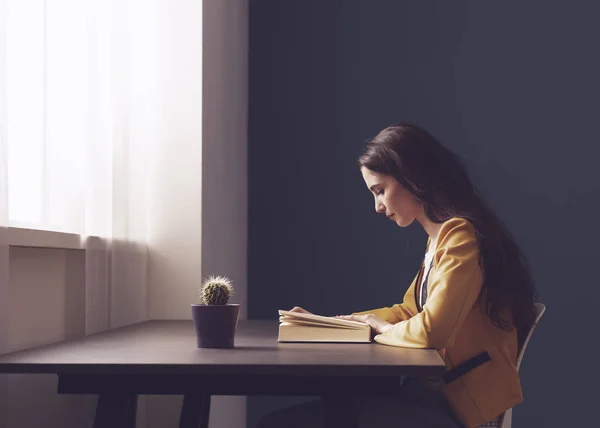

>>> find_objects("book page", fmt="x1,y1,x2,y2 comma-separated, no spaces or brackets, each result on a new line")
278,310,367,329
279,317,363,330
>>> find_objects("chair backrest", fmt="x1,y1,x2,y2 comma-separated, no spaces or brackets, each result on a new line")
516,302,546,370
496,302,546,428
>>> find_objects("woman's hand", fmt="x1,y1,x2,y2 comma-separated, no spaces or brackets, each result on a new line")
289,306,313,314
336,313,393,336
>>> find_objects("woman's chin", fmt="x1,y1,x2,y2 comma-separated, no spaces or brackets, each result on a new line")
395,217,414,227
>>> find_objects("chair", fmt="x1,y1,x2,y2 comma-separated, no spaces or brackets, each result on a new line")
480,302,546,428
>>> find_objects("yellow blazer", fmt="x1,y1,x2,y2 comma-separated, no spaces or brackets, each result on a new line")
354,217,523,428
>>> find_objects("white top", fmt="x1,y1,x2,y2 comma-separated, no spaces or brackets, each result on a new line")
420,238,437,309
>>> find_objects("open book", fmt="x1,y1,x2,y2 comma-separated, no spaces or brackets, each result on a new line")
277,310,371,343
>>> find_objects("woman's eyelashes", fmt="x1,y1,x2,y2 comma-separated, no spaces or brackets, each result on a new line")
375,188,384,196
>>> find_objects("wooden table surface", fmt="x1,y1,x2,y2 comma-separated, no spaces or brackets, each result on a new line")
0,320,445,377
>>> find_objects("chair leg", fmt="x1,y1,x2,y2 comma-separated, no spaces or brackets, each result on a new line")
179,394,211,428
93,393,137,428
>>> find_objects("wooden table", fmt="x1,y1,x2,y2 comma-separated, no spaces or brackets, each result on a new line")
0,320,445,428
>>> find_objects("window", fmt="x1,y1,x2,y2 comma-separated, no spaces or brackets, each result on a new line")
4,0,89,234
1,0,201,240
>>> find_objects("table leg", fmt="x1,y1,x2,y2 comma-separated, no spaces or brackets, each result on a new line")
93,393,137,428
323,396,357,428
179,394,211,428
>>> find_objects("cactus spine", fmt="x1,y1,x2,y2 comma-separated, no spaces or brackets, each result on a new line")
200,275,234,305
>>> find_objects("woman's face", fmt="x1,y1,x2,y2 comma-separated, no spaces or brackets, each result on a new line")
360,167,422,227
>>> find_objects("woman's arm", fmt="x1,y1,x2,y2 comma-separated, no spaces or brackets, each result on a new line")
375,218,483,349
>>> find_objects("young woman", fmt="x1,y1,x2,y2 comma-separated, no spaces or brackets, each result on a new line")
257,124,537,428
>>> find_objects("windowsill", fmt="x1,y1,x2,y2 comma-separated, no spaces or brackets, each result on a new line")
8,227,84,250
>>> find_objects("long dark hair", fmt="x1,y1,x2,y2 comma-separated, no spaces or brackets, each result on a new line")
358,124,537,347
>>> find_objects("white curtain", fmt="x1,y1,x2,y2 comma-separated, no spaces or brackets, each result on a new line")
80,0,159,333
0,0,168,336
0,0,11,417
0,20,8,417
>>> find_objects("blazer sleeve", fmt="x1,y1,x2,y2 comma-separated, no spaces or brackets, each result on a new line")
374,218,483,349
352,273,419,323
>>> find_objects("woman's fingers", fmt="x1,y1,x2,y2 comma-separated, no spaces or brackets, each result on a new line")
336,314,366,322
336,314,392,335
287,308,392,334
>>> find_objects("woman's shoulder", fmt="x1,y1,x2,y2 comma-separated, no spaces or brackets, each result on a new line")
437,217,478,248
432,217,480,269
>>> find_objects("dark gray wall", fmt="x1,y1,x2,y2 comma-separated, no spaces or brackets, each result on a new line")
248,1,599,427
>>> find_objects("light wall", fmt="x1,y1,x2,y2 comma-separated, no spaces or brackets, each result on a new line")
200,0,249,426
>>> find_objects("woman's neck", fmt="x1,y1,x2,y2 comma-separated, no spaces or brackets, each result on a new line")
416,210,443,243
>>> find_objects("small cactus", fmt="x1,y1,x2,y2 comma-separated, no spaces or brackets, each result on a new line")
200,275,234,305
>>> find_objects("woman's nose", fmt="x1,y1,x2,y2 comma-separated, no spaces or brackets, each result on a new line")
376,202,386,213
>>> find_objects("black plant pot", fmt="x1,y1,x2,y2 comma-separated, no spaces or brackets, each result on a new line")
191,304,240,348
